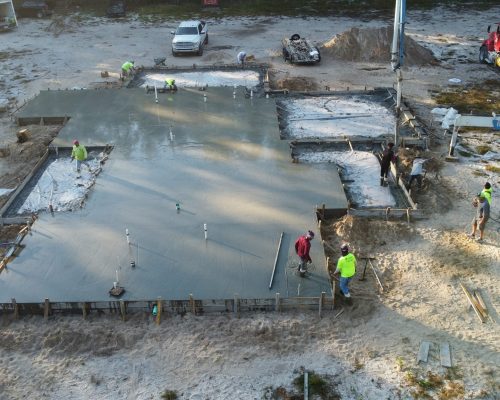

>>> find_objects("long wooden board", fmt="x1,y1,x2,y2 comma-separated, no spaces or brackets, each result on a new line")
440,342,452,367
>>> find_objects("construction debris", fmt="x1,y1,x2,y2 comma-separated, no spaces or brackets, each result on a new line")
440,342,452,368
0,225,30,273
417,341,431,363
460,282,486,323
16,128,31,143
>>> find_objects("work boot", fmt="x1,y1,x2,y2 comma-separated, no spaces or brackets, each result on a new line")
343,292,351,298
380,178,384,186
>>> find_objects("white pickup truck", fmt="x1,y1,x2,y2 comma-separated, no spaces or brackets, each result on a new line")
171,20,208,56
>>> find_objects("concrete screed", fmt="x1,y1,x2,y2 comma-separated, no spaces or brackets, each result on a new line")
1,87,348,303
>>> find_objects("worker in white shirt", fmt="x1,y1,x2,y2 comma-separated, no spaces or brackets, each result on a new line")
407,158,426,189
237,51,247,68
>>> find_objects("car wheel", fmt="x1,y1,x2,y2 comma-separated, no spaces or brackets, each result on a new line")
290,54,296,64
205,34,209,45
479,46,488,64
197,46,203,56
316,48,321,63
172,49,178,57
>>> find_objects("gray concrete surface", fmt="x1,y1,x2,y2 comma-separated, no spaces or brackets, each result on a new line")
1,88,348,302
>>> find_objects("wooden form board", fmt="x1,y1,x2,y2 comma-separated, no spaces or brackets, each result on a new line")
440,342,452,368
417,341,431,363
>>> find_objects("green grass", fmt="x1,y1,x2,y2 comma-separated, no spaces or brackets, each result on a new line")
293,371,329,397
485,165,500,173
160,390,178,400
433,80,500,115
476,145,492,155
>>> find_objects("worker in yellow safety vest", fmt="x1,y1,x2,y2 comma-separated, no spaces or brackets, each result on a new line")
121,61,135,77
164,78,177,91
334,244,357,298
481,182,492,205
71,139,89,174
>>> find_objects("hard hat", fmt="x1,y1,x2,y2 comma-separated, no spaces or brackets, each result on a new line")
340,244,349,255
306,230,315,239
73,140,79,145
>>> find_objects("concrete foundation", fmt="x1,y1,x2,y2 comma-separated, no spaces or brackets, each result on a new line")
1,87,348,303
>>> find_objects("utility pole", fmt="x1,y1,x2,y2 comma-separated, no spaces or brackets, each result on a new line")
390,0,406,146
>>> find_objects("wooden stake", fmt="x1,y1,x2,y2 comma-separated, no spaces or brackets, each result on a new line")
319,292,325,318
120,300,126,321
233,294,239,317
189,294,196,315
275,293,280,312
473,291,488,315
460,283,485,323
82,302,87,320
12,298,18,320
44,298,50,320
156,297,162,325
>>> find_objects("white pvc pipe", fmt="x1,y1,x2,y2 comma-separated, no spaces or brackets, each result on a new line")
204,223,208,240
154,85,158,103
203,93,207,103
391,0,401,70
169,126,174,141
126,228,130,244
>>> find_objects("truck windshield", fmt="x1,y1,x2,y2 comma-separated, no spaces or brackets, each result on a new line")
176,27,198,35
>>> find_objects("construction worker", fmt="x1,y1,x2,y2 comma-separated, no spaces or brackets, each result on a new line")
71,139,88,173
294,230,314,277
407,158,426,190
237,51,247,68
470,193,490,243
334,244,357,298
481,182,492,205
164,78,177,91
121,60,135,78
380,142,395,186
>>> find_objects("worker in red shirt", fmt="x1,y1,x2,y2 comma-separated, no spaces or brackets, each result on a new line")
295,230,315,277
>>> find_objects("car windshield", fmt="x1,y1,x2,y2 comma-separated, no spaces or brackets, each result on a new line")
176,27,198,35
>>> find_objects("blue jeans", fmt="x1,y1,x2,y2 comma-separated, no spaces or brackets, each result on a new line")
75,159,89,172
340,277,352,296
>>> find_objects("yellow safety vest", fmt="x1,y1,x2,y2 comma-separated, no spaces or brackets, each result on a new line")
337,253,356,278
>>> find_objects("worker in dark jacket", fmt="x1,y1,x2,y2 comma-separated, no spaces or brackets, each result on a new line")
380,142,395,186
295,230,314,277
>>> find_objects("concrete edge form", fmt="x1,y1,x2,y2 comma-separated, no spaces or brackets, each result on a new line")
1,294,335,318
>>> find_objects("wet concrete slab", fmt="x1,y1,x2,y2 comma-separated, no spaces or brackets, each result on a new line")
3,88,348,302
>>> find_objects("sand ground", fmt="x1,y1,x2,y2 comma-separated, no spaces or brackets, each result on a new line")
0,5,499,400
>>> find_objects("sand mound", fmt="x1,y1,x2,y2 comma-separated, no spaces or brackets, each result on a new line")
269,72,319,91
323,215,415,257
321,26,437,66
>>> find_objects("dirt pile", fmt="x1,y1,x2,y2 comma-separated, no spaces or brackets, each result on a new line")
321,26,437,66
269,70,319,91
322,215,415,257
